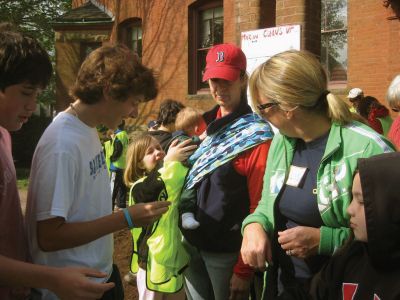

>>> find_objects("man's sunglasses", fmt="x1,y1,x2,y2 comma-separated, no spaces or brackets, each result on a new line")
257,102,278,111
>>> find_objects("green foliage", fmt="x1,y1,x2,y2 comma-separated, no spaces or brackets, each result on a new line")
0,0,71,50
16,168,30,190
0,0,71,105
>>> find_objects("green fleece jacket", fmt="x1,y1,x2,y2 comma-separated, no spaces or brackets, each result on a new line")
129,161,189,293
242,121,394,255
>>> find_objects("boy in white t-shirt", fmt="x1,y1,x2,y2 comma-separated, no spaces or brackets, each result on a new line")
25,44,170,300
0,23,115,300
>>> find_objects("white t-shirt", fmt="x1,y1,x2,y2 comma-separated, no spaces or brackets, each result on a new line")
26,112,113,300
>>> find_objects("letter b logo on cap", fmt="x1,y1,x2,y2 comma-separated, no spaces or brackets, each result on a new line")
216,51,224,62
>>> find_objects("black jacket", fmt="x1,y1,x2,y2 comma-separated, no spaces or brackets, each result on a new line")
181,99,253,252
311,152,400,300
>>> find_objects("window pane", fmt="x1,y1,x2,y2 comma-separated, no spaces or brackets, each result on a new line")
191,4,223,93
321,0,347,83
131,26,142,57
200,7,223,48
137,39,142,57
132,40,137,52
321,31,347,82
213,17,223,44
214,6,223,18
321,0,347,31
80,42,101,64
202,8,213,21
132,27,137,39
198,49,208,89
201,19,212,48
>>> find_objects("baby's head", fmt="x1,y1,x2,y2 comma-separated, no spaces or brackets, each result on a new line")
175,107,206,137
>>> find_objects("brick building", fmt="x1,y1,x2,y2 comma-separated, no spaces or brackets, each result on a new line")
53,0,400,126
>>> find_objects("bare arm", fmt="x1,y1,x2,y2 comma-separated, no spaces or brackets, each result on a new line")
241,223,272,269
0,255,114,300
38,201,170,251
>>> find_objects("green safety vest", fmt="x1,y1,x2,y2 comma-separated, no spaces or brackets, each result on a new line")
111,130,129,169
377,116,393,137
104,140,112,175
128,161,190,293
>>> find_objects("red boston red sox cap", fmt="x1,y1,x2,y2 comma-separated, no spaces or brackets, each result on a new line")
202,43,247,82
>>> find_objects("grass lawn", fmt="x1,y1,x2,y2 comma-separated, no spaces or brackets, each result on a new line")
16,168,30,190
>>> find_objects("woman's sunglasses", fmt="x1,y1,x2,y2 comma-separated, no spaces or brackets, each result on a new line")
257,102,278,111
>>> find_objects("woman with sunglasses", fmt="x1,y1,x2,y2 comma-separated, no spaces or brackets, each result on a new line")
240,50,394,299
386,75,400,149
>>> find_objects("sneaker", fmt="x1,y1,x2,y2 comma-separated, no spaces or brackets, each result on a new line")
123,271,137,286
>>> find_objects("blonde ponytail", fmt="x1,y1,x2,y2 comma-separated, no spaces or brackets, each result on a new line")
249,50,352,124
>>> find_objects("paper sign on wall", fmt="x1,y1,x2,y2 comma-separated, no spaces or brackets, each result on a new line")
241,25,301,132
241,25,301,76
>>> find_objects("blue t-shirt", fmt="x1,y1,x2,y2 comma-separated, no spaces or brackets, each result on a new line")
278,131,329,280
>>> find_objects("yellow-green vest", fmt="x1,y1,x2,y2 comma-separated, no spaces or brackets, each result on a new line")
104,140,112,175
129,161,190,293
111,130,128,169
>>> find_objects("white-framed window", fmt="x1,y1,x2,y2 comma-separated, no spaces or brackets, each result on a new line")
118,18,142,58
321,0,348,86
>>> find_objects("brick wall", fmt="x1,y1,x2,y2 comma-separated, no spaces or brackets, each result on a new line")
236,0,276,45
54,30,110,112
276,0,320,55
70,0,249,124
348,0,400,104
65,0,399,120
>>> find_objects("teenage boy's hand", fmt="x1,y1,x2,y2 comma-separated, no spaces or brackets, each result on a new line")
51,267,114,300
128,201,171,227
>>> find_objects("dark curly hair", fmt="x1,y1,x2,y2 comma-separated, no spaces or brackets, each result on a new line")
157,99,185,126
70,44,157,104
357,96,382,119
0,22,52,91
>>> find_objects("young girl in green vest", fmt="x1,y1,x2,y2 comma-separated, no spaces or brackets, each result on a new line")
124,132,196,300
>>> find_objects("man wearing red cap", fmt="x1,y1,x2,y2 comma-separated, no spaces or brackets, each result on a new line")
180,43,274,300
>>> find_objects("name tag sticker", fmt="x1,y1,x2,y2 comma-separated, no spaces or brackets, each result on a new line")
286,165,308,188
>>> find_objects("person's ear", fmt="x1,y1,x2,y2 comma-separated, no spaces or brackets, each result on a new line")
281,104,299,119
193,125,200,135
284,108,295,120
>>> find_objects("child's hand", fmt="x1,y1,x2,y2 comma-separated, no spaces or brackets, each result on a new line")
128,201,171,227
164,139,197,162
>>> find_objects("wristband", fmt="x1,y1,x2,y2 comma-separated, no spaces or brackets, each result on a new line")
122,208,134,229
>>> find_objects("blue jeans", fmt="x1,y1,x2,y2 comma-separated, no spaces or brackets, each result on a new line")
183,240,238,300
